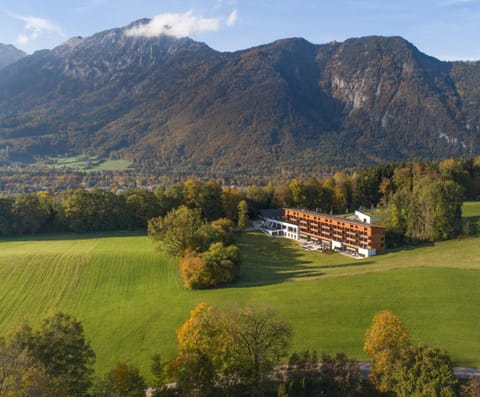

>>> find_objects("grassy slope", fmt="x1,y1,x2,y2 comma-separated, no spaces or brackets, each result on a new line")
0,205,478,377
34,155,132,172
463,201,480,227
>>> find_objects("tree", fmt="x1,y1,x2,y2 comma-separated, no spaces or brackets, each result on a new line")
288,179,307,208
148,206,205,256
461,377,480,397
0,337,51,397
223,305,293,396
172,303,292,396
107,362,146,397
284,350,322,396
11,193,50,235
120,189,161,230
283,351,363,397
23,312,96,397
210,218,235,246
150,354,168,396
389,343,457,397
237,200,250,228
179,243,240,289
172,303,225,396
221,188,245,223
363,310,410,392
319,353,363,397
0,197,13,235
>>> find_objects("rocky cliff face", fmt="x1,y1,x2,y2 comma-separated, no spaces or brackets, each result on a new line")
0,43,26,70
0,22,478,175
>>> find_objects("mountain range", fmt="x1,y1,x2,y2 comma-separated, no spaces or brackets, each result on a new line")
0,20,479,176
0,43,26,70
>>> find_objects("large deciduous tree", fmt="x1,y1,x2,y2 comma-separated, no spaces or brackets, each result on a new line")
363,310,410,391
223,305,292,396
20,312,96,397
148,206,205,256
171,303,292,396
0,337,51,397
364,310,458,397
389,343,457,397
179,242,240,289
172,303,225,396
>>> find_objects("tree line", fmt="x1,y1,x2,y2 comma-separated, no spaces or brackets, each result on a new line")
2,309,478,397
0,157,479,243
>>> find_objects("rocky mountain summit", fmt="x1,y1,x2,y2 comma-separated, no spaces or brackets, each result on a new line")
0,43,26,70
0,20,479,176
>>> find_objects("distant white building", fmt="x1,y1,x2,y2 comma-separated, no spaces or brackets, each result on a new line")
260,218,299,240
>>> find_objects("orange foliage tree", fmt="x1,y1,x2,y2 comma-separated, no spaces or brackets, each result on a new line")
363,310,410,392
179,243,240,289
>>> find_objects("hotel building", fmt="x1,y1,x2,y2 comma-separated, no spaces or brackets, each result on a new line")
261,208,386,257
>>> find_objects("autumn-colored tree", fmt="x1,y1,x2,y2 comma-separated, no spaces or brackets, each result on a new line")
179,253,206,290
221,188,245,222
172,303,226,396
237,200,250,228
210,217,235,245
179,243,240,289
363,310,410,392
171,303,292,396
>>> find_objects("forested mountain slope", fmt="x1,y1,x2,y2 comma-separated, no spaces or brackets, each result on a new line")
0,20,479,176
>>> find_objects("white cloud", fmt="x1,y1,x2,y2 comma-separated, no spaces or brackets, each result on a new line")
6,12,65,45
226,9,238,27
125,9,237,38
8,12,65,36
16,33,29,45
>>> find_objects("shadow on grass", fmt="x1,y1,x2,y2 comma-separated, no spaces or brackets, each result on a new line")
231,232,373,288
464,214,480,226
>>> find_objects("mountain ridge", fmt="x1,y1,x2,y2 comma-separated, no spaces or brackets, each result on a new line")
0,22,479,176
0,43,26,70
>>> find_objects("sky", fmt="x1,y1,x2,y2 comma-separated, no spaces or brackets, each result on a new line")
1,0,480,61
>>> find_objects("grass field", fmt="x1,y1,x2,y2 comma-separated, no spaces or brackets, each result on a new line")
0,204,478,379
35,155,132,172
463,201,480,228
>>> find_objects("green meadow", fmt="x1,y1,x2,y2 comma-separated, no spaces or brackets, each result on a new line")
35,155,132,171
0,204,479,378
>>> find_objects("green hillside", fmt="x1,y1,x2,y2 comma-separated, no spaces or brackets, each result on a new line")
0,206,479,378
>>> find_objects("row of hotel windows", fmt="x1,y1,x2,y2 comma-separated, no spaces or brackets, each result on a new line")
287,217,369,231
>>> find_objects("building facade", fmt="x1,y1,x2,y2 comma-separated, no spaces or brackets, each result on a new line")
261,208,386,257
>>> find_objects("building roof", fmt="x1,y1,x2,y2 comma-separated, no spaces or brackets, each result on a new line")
259,208,284,219
284,208,386,229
